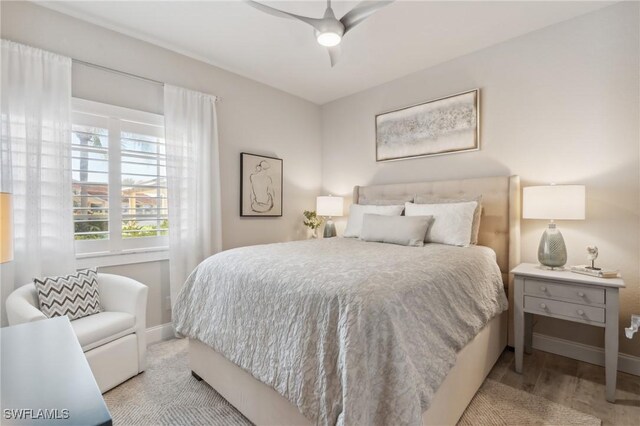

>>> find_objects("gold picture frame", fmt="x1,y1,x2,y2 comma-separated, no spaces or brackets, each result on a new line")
375,89,480,162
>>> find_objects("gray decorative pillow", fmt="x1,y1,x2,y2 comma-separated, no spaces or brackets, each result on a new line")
360,214,433,247
34,269,102,320
414,195,483,244
344,204,405,238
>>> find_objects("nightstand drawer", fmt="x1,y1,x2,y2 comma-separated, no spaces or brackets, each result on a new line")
524,279,605,304
524,296,605,323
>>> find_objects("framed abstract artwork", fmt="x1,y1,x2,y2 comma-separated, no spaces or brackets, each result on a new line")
375,89,480,162
240,152,283,217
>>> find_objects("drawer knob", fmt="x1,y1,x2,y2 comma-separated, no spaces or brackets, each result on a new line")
577,309,585,316
578,292,585,297
540,286,547,292
540,303,547,309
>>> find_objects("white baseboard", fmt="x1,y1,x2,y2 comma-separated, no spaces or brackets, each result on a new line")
532,332,640,376
146,322,174,345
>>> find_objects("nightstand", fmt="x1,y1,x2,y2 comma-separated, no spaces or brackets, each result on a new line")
512,263,625,402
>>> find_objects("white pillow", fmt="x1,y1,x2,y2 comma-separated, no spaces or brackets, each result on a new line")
360,214,433,247
343,204,404,238
404,201,477,247
414,195,483,245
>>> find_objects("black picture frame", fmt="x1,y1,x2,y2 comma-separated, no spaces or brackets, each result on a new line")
240,152,283,217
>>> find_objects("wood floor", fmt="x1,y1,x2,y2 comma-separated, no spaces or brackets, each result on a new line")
487,348,640,425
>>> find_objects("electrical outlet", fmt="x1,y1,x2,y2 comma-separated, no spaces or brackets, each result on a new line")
625,314,639,339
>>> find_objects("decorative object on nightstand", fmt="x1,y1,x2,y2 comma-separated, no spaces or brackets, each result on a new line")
512,263,625,402
586,246,600,270
571,265,619,279
316,195,343,238
523,184,585,269
303,210,324,239
0,192,13,263
571,246,619,278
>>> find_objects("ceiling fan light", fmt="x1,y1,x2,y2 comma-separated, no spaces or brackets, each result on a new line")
317,32,341,47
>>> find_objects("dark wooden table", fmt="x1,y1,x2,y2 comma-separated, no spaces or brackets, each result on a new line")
1,316,112,425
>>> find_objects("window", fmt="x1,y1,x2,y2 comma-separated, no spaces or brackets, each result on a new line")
72,99,168,257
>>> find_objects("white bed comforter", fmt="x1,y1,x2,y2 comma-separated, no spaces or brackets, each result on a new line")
173,238,508,426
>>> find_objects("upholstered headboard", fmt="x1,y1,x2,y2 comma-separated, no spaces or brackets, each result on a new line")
352,175,521,285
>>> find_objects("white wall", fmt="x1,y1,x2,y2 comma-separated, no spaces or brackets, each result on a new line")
321,2,639,357
0,1,323,327
2,2,638,358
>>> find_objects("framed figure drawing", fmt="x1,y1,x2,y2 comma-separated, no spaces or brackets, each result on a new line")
240,152,283,217
375,89,479,162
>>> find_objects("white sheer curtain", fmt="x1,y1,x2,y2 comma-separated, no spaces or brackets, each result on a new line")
164,85,222,305
0,40,75,289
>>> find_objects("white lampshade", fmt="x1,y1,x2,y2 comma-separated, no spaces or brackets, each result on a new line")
316,195,344,217
0,192,13,263
523,185,585,220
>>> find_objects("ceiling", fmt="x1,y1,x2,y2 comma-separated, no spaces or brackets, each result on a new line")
39,1,614,105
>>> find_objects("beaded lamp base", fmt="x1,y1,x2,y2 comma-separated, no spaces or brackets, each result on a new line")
537,222,567,269
323,219,336,238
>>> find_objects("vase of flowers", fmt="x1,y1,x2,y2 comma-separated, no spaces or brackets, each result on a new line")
303,210,324,239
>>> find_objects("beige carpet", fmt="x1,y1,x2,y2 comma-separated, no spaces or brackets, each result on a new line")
104,338,251,426
105,339,601,425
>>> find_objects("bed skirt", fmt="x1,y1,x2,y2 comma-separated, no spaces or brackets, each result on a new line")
189,310,508,425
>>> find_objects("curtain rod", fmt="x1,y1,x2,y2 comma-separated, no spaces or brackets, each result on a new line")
72,58,221,101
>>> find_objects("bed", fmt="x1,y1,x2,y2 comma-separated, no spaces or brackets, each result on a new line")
174,175,521,426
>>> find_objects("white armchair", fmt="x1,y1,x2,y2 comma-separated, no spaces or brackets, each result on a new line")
6,273,148,393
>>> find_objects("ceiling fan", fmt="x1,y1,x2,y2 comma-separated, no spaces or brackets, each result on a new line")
245,0,395,66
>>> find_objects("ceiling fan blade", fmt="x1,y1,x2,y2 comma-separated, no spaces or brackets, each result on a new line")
340,0,395,34
327,45,341,67
245,1,324,32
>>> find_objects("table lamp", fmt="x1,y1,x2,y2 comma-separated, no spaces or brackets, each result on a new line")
1,192,13,263
316,195,343,238
523,185,585,269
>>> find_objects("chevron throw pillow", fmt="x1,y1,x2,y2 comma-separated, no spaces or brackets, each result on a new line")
34,269,102,320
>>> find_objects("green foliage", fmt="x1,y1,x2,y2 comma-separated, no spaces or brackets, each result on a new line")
74,209,108,240
75,218,168,240
122,219,169,238
303,210,323,230
74,222,108,240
